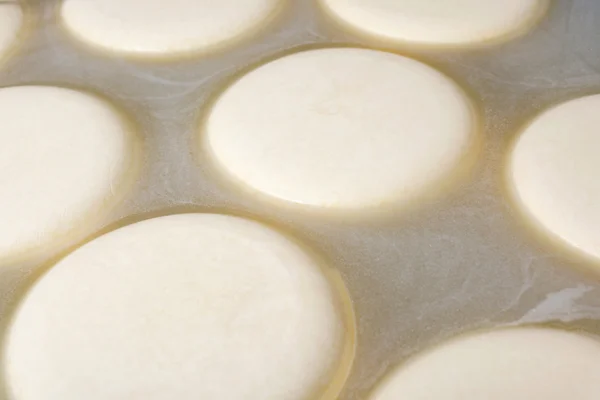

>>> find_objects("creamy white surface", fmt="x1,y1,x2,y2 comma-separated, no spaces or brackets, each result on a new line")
509,94,600,261
4,214,348,400
60,0,282,56
0,86,135,262
371,328,600,400
320,0,547,47
204,48,476,210
0,3,23,60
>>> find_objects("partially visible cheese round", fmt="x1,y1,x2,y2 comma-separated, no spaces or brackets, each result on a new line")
0,2,23,61
371,328,600,400
0,86,139,263
508,94,600,263
4,214,354,400
320,0,548,47
60,0,284,57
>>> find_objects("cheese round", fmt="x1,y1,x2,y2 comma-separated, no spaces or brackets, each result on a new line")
0,2,23,61
203,48,477,211
370,328,600,400
320,0,548,47
60,0,283,57
508,94,600,262
4,213,354,400
0,86,138,263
